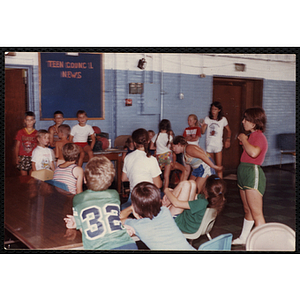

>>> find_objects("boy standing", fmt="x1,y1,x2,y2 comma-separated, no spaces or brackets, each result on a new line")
31,130,55,171
55,124,71,165
70,110,95,167
64,156,137,250
14,111,38,176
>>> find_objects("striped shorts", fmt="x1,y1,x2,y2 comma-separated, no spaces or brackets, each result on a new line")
237,162,266,196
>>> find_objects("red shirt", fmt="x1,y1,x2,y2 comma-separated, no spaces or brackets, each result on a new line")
240,130,268,166
183,126,201,138
15,128,38,156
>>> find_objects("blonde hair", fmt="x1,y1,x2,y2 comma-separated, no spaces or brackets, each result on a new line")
188,114,198,125
84,156,115,191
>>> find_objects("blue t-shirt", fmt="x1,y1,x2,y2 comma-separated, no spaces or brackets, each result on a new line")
125,207,195,251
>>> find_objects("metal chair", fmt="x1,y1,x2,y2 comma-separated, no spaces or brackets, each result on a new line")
198,233,233,251
246,222,295,251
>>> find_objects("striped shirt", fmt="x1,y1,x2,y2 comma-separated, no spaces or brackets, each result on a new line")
53,164,78,194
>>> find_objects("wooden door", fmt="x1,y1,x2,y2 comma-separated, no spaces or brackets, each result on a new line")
5,69,28,177
213,77,263,173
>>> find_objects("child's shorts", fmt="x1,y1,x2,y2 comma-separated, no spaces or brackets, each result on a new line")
156,151,172,168
191,157,216,178
206,144,223,153
74,142,89,149
17,155,32,171
237,162,266,196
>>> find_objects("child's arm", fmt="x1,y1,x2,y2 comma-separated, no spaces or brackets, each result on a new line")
200,121,207,134
31,162,37,171
64,215,76,229
50,161,55,171
120,205,134,224
224,125,231,149
73,166,84,194
121,171,129,182
238,133,261,158
153,175,162,189
48,126,55,148
164,188,191,210
90,134,96,150
69,135,74,143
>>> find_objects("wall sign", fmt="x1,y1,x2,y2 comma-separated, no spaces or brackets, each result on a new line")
39,52,104,120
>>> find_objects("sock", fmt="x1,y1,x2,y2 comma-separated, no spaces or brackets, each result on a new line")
239,218,254,241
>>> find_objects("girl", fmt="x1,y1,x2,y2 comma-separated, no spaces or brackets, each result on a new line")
172,135,223,194
121,128,162,210
150,119,173,190
122,136,135,161
183,114,201,145
163,175,226,234
232,107,268,245
201,102,231,178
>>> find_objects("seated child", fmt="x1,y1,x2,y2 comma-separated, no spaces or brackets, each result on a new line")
55,124,71,165
120,181,195,251
122,136,135,161
147,130,156,156
64,156,137,250
48,110,65,148
70,110,95,167
163,175,226,234
53,143,84,194
31,130,55,172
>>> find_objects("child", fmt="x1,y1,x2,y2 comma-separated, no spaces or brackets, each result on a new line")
172,135,223,194
53,143,84,194
150,119,173,190
48,111,65,148
200,102,231,178
14,111,38,176
31,130,55,172
122,136,135,161
55,124,71,165
232,107,268,245
121,128,162,210
163,175,226,234
183,114,201,146
120,181,195,250
148,129,156,156
70,110,95,167
64,156,138,250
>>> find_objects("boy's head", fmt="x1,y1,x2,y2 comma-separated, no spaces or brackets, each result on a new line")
243,107,267,132
76,110,88,126
84,156,115,191
53,111,64,126
58,124,71,138
24,111,36,128
37,129,50,147
62,143,80,162
131,182,162,220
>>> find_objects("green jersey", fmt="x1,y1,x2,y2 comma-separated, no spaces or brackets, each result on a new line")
73,189,135,250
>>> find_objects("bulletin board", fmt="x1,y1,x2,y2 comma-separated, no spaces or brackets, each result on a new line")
39,52,104,120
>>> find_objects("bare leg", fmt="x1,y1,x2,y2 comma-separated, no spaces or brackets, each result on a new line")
84,145,94,161
77,147,85,167
245,189,265,226
163,164,172,190
214,151,223,178
195,176,208,194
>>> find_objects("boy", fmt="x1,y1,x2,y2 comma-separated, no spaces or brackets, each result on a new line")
48,111,65,148
14,111,38,176
55,124,71,165
120,181,195,251
32,130,55,171
64,156,137,250
70,110,95,167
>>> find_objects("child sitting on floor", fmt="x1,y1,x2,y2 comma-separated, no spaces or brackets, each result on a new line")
64,156,137,250
120,181,195,250
163,175,226,234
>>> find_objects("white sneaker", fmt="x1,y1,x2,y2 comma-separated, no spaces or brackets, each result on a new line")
232,237,246,245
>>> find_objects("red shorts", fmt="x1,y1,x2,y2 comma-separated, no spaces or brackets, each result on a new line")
74,142,89,149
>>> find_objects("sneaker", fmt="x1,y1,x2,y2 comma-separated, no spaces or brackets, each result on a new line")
232,237,246,245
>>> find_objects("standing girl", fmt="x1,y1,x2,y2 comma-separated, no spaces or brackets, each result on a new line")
183,114,202,145
232,107,268,245
201,101,231,178
122,128,162,210
150,119,173,190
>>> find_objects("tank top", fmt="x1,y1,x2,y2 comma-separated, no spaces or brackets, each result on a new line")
183,145,204,169
53,164,78,194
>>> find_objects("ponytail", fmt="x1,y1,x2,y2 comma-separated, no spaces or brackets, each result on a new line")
132,128,151,157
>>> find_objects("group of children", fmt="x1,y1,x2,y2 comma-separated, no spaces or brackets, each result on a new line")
14,102,268,250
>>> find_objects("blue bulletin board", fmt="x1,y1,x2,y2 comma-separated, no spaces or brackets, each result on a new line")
39,52,104,119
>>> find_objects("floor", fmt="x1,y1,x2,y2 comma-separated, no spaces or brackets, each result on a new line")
5,164,296,251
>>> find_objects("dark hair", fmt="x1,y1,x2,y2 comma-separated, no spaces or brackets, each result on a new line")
209,101,223,121
243,107,267,132
205,174,227,214
76,110,87,117
62,143,80,162
58,124,70,137
25,111,35,118
132,128,150,157
173,135,188,146
154,119,172,147
54,111,64,117
131,182,162,220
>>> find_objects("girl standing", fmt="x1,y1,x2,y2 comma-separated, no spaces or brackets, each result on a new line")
183,114,202,145
150,119,173,190
201,101,231,178
232,107,268,245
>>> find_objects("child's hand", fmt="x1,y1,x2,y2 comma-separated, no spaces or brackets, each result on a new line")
214,165,223,171
238,133,248,145
64,215,76,229
123,225,135,237
162,194,171,207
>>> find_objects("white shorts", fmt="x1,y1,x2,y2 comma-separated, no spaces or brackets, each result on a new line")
206,144,223,153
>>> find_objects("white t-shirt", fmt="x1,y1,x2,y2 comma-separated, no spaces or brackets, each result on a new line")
204,116,228,148
151,132,173,155
70,124,94,143
122,149,162,192
32,146,55,170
